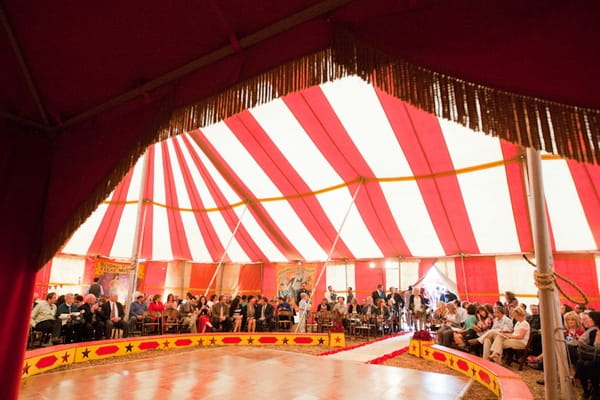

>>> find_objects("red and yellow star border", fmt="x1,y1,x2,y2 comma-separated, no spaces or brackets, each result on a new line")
22,332,345,378
409,341,531,399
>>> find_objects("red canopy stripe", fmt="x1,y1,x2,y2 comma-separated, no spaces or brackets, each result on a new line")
500,141,534,253
228,109,353,259
289,86,411,257
191,129,287,262
87,166,135,256
378,92,479,256
139,145,156,260
567,161,600,248
159,141,192,260
175,135,226,261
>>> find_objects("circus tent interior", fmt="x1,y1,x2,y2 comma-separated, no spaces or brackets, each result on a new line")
2,1,600,398
40,77,600,309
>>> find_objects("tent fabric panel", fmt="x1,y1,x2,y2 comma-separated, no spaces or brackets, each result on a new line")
455,256,499,305
354,260,386,300
500,142,534,253
495,256,538,307
142,262,168,297
220,263,241,295
238,264,263,295
48,255,85,294
543,160,597,251
567,160,600,249
261,263,277,301
188,263,218,296
227,109,352,259
159,142,192,260
34,260,52,300
302,83,411,257
377,91,464,256
554,255,599,310
441,120,520,254
163,261,187,298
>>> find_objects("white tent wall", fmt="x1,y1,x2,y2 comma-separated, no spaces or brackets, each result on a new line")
48,255,86,296
220,263,242,296
325,263,356,298
496,255,539,309
163,261,187,300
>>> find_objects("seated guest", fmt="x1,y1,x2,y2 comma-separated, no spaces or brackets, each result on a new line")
79,294,105,341
30,292,62,346
437,302,461,347
129,294,149,334
527,303,542,356
347,297,361,314
56,293,83,343
488,306,530,363
211,295,231,332
361,296,377,316
570,311,600,399
431,302,447,332
468,305,514,359
331,296,347,331
198,309,213,333
277,297,292,311
453,304,478,349
229,296,243,333
178,295,198,333
317,298,331,312
102,293,129,338
256,296,275,332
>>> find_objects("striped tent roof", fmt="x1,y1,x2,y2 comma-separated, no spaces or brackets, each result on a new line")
60,77,600,263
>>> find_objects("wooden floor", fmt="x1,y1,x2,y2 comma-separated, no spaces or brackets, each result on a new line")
19,347,469,399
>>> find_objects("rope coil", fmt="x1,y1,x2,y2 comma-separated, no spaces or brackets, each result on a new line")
524,255,589,307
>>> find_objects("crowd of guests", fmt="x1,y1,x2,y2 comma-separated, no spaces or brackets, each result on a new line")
430,290,600,400
29,283,600,398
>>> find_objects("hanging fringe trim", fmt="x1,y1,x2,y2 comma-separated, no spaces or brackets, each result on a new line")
40,29,600,266
523,255,589,307
332,28,600,166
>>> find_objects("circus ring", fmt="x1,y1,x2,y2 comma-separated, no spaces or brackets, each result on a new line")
20,333,533,399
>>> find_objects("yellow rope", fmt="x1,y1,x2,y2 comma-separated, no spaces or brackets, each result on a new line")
523,255,589,307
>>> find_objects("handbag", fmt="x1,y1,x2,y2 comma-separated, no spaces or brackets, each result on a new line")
576,342,600,363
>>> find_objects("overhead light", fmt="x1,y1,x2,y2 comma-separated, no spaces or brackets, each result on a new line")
369,262,375,269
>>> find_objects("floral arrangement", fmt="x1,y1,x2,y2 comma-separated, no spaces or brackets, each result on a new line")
366,347,409,364
412,330,432,341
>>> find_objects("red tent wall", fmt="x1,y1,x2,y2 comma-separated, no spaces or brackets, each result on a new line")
554,255,599,310
188,263,218,297
261,263,278,300
141,262,168,298
354,260,386,299
238,264,263,296
33,261,52,301
455,256,499,305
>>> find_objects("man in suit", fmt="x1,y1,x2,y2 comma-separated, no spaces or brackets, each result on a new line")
102,293,129,338
211,295,231,332
372,284,386,304
256,296,275,332
296,283,311,305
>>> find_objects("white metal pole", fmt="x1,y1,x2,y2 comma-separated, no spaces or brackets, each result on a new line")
124,151,151,321
295,180,362,332
203,204,248,298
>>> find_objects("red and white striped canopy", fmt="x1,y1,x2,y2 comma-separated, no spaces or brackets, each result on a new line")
60,77,600,263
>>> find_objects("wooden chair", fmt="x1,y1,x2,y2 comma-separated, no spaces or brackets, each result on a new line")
305,312,319,333
276,309,293,331
142,311,162,335
502,333,534,371
163,309,180,333
317,311,333,333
